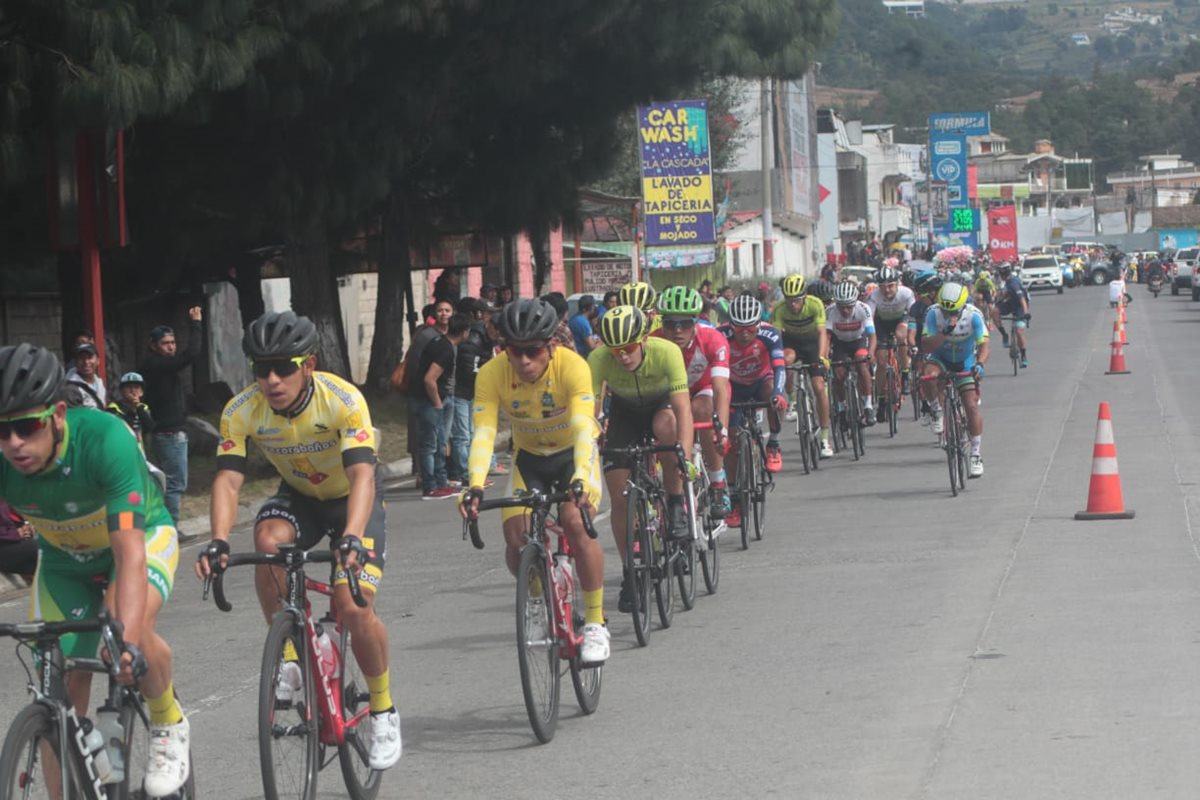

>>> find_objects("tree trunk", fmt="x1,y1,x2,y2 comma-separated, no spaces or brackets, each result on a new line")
286,229,352,378
530,222,550,296
234,256,265,329
366,198,409,394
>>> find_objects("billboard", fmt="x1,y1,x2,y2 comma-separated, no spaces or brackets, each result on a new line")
986,205,1019,262
928,112,991,137
778,75,818,221
638,100,716,246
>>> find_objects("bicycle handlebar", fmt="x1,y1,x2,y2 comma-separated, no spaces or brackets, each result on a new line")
462,489,598,550
205,545,366,612
729,400,772,411
0,609,129,679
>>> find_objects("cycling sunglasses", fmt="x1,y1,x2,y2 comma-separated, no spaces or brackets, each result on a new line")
251,355,308,379
506,343,548,360
0,406,56,440
661,318,696,330
608,342,641,357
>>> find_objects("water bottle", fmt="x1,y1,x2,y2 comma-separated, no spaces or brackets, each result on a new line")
95,705,124,784
80,718,113,783
315,624,338,680
554,553,574,605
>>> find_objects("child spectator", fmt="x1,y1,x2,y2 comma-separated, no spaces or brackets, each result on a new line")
106,372,155,446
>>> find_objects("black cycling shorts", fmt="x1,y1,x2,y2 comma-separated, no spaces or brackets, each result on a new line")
603,396,671,472
256,475,387,592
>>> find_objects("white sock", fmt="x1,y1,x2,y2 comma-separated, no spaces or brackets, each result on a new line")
971,436,982,456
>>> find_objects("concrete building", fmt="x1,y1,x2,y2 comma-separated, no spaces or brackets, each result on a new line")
882,0,925,17
1106,155,1200,208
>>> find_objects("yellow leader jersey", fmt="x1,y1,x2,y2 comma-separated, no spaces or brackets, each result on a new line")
467,348,599,490
217,372,376,501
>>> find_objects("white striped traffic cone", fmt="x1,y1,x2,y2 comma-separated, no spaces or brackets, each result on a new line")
1074,401,1134,520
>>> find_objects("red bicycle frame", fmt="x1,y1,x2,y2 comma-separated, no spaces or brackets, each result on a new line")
298,576,370,747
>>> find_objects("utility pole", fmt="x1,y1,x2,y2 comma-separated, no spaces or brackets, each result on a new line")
760,77,774,277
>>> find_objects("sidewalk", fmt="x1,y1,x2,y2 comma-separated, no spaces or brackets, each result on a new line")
0,455,419,606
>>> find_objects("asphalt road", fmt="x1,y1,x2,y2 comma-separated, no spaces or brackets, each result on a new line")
4,283,1200,799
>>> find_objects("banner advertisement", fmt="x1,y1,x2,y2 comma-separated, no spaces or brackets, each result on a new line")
777,75,817,221
638,100,716,247
986,205,1019,262
645,245,717,270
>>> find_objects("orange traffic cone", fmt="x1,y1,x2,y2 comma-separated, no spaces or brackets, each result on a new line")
1113,319,1127,345
1075,402,1135,520
1106,326,1130,374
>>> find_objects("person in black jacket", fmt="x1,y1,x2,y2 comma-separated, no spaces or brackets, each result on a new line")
139,306,203,543
106,371,155,447
448,298,494,484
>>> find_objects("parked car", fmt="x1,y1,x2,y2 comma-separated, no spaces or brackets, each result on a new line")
1019,255,1064,294
1172,247,1199,295
839,265,878,284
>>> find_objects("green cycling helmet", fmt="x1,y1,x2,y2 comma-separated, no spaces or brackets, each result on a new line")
657,286,703,317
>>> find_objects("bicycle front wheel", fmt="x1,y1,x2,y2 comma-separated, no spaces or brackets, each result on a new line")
0,704,64,800
516,543,560,743
337,626,382,799
259,612,319,800
886,368,899,438
737,431,753,550
626,490,653,647
943,392,960,497
847,380,863,461
652,495,675,630
568,565,602,715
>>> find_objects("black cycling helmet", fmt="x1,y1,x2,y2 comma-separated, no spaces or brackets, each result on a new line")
0,344,64,415
243,311,319,360
497,298,559,342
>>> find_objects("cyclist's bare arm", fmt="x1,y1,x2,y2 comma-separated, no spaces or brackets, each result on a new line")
712,375,731,431
197,468,244,578
109,527,149,647
669,390,694,463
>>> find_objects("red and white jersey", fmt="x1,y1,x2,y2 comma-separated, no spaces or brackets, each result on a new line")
825,301,876,342
652,324,729,394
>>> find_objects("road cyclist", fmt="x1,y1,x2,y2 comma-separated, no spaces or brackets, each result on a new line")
907,270,943,420
719,293,788,527
973,267,996,324
769,273,833,458
618,281,662,336
991,263,1030,368
864,266,915,422
919,283,990,479
0,343,192,797
652,285,734,518
458,298,610,665
588,304,694,614
826,281,878,428
195,310,402,772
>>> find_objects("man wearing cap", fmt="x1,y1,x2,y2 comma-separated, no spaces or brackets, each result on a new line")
139,306,203,543
107,372,155,446
480,282,499,306
64,342,107,408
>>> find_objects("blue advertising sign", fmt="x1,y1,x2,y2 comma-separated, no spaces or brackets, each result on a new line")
638,100,716,246
928,112,991,137
930,133,968,208
1159,228,1198,251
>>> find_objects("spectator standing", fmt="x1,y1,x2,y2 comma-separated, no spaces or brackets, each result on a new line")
539,293,576,352
448,299,494,484
715,285,734,323
106,372,155,446
64,343,106,408
140,306,203,543
433,269,462,304
568,296,601,356
498,285,514,304
0,499,36,581
410,313,471,499
480,282,499,306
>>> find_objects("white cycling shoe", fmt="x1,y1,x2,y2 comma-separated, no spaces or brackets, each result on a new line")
580,623,610,665
144,716,191,798
369,709,402,770
969,455,984,478
930,413,944,435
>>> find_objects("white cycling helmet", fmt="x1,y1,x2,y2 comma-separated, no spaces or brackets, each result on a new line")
832,281,859,306
728,294,762,326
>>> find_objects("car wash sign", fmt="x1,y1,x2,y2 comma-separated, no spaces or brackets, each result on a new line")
638,100,716,246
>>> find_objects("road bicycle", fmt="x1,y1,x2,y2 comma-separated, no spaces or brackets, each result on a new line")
463,488,602,744
875,339,902,438
910,349,927,422
1001,316,1024,375
921,370,972,496
830,357,868,461
205,544,379,800
0,607,196,799
786,364,821,473
729,401,773,550
691,420,725,595
600,438,698,646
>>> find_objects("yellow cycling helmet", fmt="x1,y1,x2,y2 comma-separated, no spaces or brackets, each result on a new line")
780,274,807,298
619,281,657,312
598,305,647,348
937,282,970,313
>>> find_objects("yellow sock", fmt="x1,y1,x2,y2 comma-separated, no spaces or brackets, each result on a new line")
365,670,393,714
146,683,183,726
282,639,299,663
583,589,604,625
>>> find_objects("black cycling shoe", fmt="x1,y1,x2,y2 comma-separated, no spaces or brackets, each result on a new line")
617,578,635,613
667,503,691,541
863,410,877,427
901,372,911,393
875,405,886,424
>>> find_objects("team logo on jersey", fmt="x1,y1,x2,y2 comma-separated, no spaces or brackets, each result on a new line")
127,491,141,505
256,426,280,435
64,502,78,514
307,472,328,485
354,430,370,443
541,392,554,408
220,439,237,451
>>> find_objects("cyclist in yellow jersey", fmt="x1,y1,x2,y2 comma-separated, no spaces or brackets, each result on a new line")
620,280,662,335
770,274,833,456
459,299,609,663
589,305,693,614
196,311,401,770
